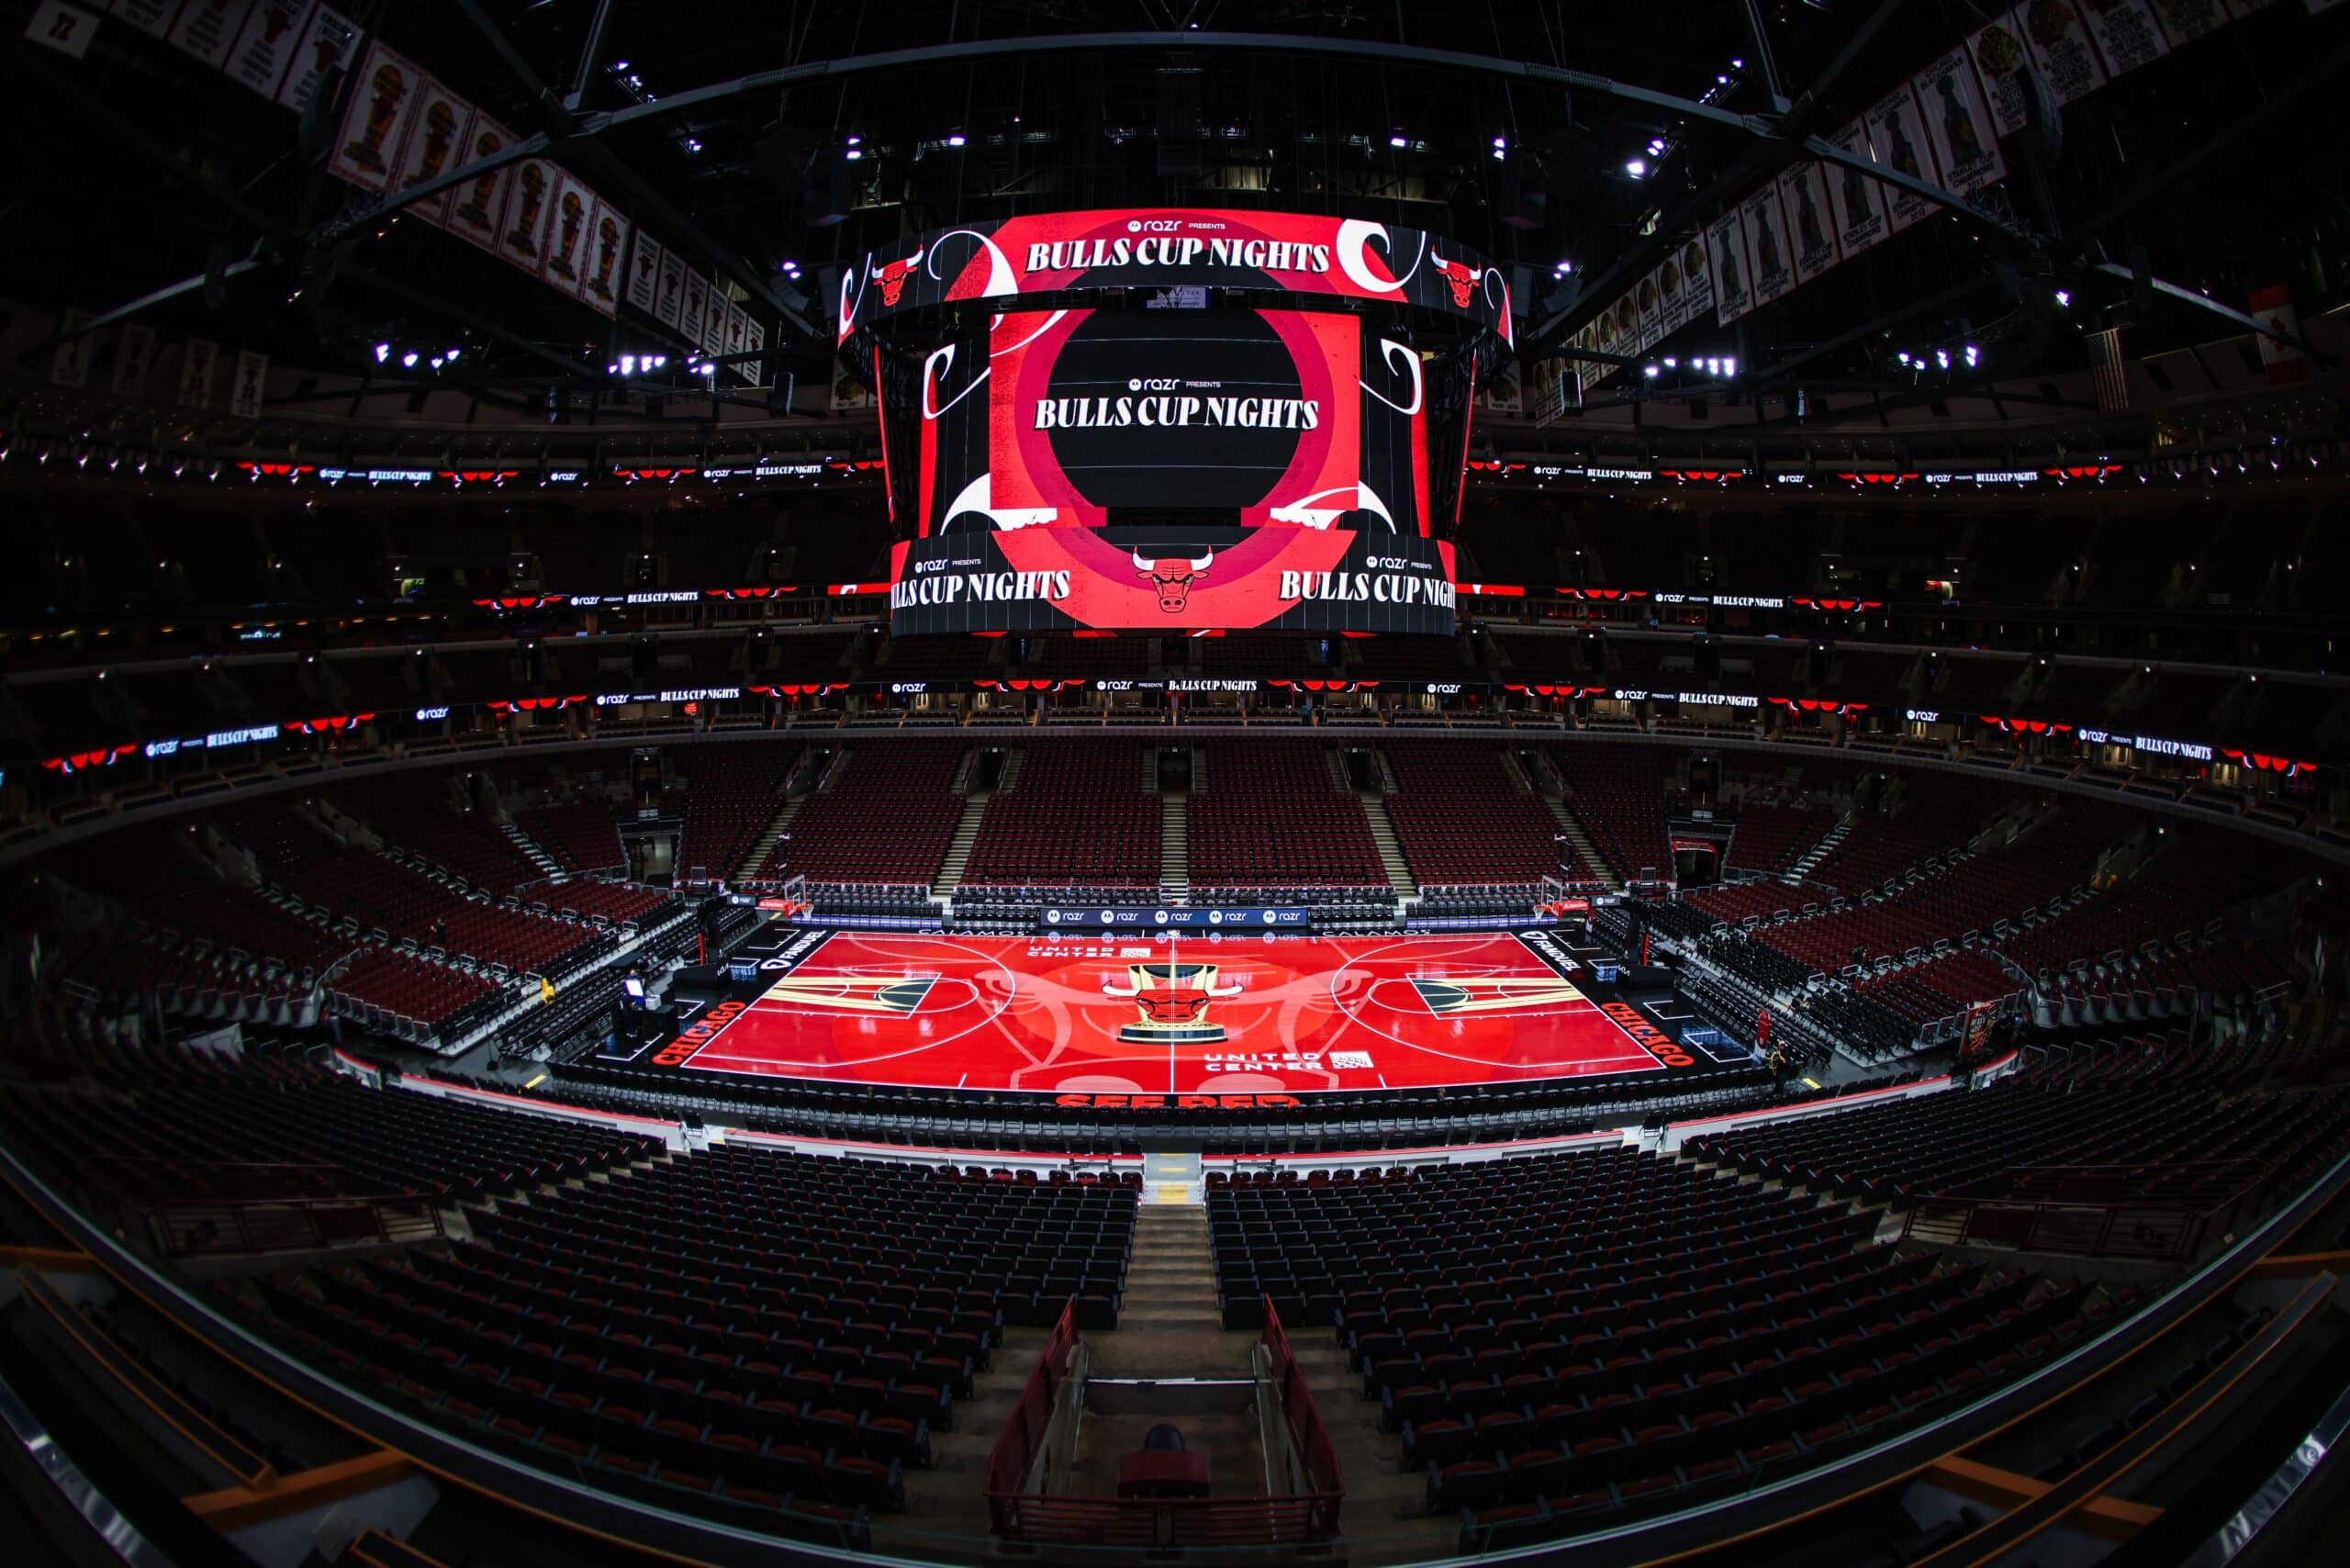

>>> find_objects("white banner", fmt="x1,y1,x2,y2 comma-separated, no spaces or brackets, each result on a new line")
51,310,93,388
1739,185,1796,308
1824,119,1892,257
1676,233,1715,325
1635,267,1664,350
442,114,516,253
1707,207,1752,325
1777,162,1842,285
2020,0,2109,104
179,337,218,408
328,40,422,193
229,349,268,418
624,230,664,316
1913,47,2007,197
655,246,688,330
496,156,557,272
225,0,316,98
1658,246,1689,335
27,2,96,59
274,5,357,112
106,1,183,39
167,0,252,70
391,77,472,229
2150,0,2231,39
1865,83,1942,232
680,269,711,346
739,316,767,389
2081,0,2174,73
1966,14,2032,137
539,171,598,293
581,203,626,317
112,321,157,396
725,299,755,380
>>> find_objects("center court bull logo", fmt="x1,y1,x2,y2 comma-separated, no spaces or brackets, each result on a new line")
1133,548,1214,613
1102,962,1241,1044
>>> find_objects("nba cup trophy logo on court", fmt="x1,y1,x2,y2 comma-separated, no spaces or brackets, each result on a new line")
344,61,408,173
1102,962,1242,1045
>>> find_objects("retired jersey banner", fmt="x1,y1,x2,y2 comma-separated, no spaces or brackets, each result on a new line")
701,280,730,359
178,337,218,408
1739,185,1796,308
1913,47,2007,197
1966,14,2033,136
1825,119,1893,256
329,40,421,193
1865,84,1942,232
1776,162,1842,285
112,322,157,396
107,2,183,38
2150,0,2230,39
739,317,767,388
837,209,1512,349
50,309,92,387
655,246,688,330
1707,207,1752,325
229,349,268,418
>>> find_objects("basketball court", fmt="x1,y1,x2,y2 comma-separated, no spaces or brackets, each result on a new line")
655,930,1695,1095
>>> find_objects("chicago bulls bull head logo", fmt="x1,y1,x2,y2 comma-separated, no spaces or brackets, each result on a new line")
1103,962,1242,1044
869,249,924,307
1133,547,1214,614
1430,249,1481,310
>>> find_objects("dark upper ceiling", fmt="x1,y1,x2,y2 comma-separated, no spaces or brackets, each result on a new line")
4,0,2344,429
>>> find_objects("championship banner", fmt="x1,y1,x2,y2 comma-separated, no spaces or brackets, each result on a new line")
1676,233,1715,324
1634,266,1665,349
1965,15,2033,137
1656,245,1690,334
2080,0,2174,74
580,202,626,316
390,77,472,229
496,156,557,273
1707,207,1751,324
654,246,687,329
1776,162,1842,285
274,6,358,112
328,40,421,193
50,309,92,387
2149,1,2230,42
1912,47,2007,198
623,230,663,316
225,0,316,98
107,2,183,39
112,321,156,396
443,114,517,253
889,525,1455,635
1739,185,1796,308
2016,0,2109,104
166,0,252,70
837,209,1511,348
1825,122,1892,259
229,349,268,418
1865,83,1942,232
178,337,218,408
539,172,598,293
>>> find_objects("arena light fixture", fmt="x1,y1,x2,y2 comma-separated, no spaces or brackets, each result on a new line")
401,351,419,368
2053,288,2071,307
373,342,390,364
1642,363,1659,378
946,131,967,147
1721,358,1736,375
1625,157,1647,177
1389,130,1409,148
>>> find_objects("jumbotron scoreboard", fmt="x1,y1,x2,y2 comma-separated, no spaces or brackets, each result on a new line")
834,209,1515,635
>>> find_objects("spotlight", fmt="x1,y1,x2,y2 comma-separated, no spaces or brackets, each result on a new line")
946,132,967,147
373,342,390,364
1642,363,1660,378
444,348,461,363
846,134,862,147
844,146,862,160
607,361,621,375
2053,288,2071,308
1662,357,1676,368
1389,131,1409,148
1964,344,1979,366
1554,259,1573,274
401,351,419,367
1722,358,1735,375
621,354,637,375
1897,352,1911,365
1934,349,1950,370
1625,157,1647,177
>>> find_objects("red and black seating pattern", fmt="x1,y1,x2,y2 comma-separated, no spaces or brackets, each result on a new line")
1207,1146,2110,1544
215,1140,1136,1543
1382,743,1574,890
1188,741,1385,893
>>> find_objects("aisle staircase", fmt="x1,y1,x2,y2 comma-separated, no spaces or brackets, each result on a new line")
931,791,991,900
1547,798,1619,891
1161,792,1191,904
1357,790,1418,902
498,820,564,878
734,794,805,882
1787,817,1852,881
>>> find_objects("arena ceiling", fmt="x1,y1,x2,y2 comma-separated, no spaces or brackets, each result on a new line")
3,0,2343,432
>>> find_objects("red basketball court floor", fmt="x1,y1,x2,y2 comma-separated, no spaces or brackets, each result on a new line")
666,931,1682,1095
